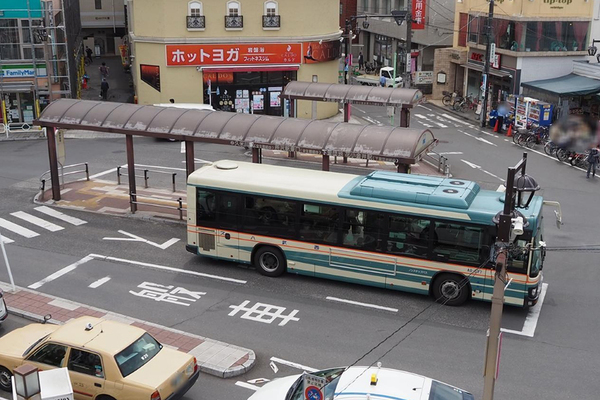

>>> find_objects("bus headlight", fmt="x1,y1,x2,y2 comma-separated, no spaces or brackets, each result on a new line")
529,285,539,299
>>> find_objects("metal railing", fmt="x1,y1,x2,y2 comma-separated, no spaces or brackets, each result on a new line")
117,166,178,192
130,193,185,220
187,15,205,29
39,162,90,200
424,151,451,176
0,123,46,139
225,15,243,28
262,15,280,28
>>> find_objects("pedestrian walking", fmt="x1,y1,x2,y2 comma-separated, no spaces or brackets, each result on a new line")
586,144,600,178
358,52,364,70
379,74,386,87
99,62,110,79
100,78,109,101
85,46,93,64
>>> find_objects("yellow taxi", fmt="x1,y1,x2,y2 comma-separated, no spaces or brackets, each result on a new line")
0,316,199,400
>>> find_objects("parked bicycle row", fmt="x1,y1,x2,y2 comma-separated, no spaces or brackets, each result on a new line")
441,91,480,113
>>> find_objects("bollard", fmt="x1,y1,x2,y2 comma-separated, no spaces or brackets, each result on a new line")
144,169,149,188
178,198,183,220
117,166,122,185
172,173,177,192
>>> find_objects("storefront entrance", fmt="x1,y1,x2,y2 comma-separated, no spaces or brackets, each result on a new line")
2,92,35,124
203,70,296,116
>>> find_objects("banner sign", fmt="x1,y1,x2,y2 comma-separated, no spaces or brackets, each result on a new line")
303,40,341,64
140,64,161,92
412,0,426,30
166,43,302,66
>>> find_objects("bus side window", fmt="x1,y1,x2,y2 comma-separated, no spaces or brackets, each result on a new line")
300,203,339,244
387,216,430,258
196,189,216,225
433,222,482,264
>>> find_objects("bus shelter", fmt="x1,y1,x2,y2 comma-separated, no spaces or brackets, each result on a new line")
35,99,437,208
281,81,424,127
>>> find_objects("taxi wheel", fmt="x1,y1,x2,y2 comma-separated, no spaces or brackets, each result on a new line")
0,366,12,392
432,273,469,306
254,246,286,277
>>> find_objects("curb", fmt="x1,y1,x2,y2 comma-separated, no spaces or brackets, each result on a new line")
0,282,255,378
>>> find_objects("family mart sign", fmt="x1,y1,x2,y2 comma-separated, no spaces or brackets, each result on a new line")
0,64,47,78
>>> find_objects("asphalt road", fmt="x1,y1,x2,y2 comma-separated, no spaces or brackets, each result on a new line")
0,105,598,399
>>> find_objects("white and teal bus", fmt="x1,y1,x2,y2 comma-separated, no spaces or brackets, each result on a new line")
186,161,546,307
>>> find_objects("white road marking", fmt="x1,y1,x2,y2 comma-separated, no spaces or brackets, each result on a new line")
103,230,180,250
458,130,497,146
35,206,87,226
496,185,506,192
87,167,117,180
247,378,271,384
415,113,448,128
461,159,481,169
502,283,548,337
89,276,111,288
362,116,381,125
28,255,95,289
460,159,503,181
417,104,433,111
0,234,14,244
431,151,463,155
235,382,261,391
270,357,318,373
228,300,300,326
88,253,247,284
326,296,398,312
354,107,367,114
11,211,64,232
441,113,472,126
0,218,39,238
415,120,434,128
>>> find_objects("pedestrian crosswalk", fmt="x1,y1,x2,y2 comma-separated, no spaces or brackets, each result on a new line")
0,206,87,244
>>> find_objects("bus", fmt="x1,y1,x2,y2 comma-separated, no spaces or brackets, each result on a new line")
186,161,546,307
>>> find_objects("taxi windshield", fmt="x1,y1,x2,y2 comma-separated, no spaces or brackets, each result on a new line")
114,333,163,377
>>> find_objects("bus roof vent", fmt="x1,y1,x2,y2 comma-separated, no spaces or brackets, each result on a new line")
215,161,238,170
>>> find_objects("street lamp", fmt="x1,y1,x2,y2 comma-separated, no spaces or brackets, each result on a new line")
588,39,600,63
14,364,41,399
483,152,540,400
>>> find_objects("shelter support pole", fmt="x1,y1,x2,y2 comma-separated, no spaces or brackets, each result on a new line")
46,127,61,201
343,153,348,163
185,140,195,177
252,148,262,163
322,154,330,171
400,108,410,127
343,102,351,123
397,162,409,173
126,134,137,213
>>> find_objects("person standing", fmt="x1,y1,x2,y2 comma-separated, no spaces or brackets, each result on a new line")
496,102,508,134
586,144,599,178
99,62,110,79
85,46,93,64
100,78,109,100
358,52,364,70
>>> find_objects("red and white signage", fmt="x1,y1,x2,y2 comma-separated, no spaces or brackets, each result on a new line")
166,43,302,66
412,0,426,30
470,51,501,69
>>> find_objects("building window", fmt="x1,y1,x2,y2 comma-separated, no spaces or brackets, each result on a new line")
187,1,205,30
225,1,243,29
263,1,280,29
95,0,102,10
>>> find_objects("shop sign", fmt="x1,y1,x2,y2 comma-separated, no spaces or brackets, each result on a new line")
470,52,501,69
302,40,341,63
412,0,426,30
543,0,572,8
414,71,433,85
202,72,233,84
0,64,47,78
140,64,160,92
166,43,302,66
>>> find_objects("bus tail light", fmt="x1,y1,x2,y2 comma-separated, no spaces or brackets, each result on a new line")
151,390,161,400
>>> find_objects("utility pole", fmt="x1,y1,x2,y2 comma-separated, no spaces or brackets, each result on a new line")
404,0,412,89
480,0,494,127
483,153,538,400
345,20,352,85
26,0,41,119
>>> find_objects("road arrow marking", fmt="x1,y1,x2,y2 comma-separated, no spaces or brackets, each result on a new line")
460,160,503,181
461,159,481,169
235,382,261,391
103,230,180,249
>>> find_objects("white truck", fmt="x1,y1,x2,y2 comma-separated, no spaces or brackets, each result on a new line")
354,67,403,88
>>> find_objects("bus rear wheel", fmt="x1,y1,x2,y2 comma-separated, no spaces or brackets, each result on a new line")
254,246,286,277
432,273,469,306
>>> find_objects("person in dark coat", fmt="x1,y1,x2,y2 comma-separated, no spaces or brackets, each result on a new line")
100,78,109,101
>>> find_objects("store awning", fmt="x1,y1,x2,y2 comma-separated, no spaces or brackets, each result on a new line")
521,73,600,96
462,63,511,78
0,82,35,92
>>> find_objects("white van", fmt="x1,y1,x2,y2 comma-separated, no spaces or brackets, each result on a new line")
153,103,215,111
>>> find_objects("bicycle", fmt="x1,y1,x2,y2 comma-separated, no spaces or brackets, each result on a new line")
364,62,378,75
442,91,462,107
524,125,549,149
453,95,477,113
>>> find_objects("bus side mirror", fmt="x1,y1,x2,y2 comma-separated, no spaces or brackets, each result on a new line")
539,241,547,261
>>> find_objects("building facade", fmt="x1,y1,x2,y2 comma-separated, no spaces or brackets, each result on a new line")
127,0,342,119
356,0,455,93
0,0,81,125
79,0,126,56
432,0,593,104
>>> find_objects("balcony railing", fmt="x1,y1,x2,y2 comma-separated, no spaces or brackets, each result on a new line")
262,15,280,28
187,15,205,29
225,15,243,29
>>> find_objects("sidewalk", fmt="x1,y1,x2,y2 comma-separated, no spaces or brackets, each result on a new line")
0,282,254,378
81,55,134,103
427,98,483,125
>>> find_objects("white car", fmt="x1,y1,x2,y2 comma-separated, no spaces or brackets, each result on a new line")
248,366,474,400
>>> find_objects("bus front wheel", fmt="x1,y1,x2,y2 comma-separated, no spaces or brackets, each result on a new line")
254,246,286,277
432,273,469,306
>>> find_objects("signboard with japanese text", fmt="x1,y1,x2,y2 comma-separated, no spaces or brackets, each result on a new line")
302,40,341,64
414,71,433,85
166,43,302,66
412,0,426,30
303,373,327,400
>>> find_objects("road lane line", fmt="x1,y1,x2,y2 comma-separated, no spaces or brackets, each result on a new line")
441,113,472,126
326,296,398,312
270,357,318,372
34,206,87,226
235,382,261,391
88,254,247,284
0,234,14,244
417,104,433,111
28,255,95,289
502,283,548,337
11,211,64,232
89,276,111,288
0,218,39,238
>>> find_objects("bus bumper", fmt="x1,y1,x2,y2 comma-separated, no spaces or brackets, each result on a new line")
527,275,543,306
186,244,198,254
